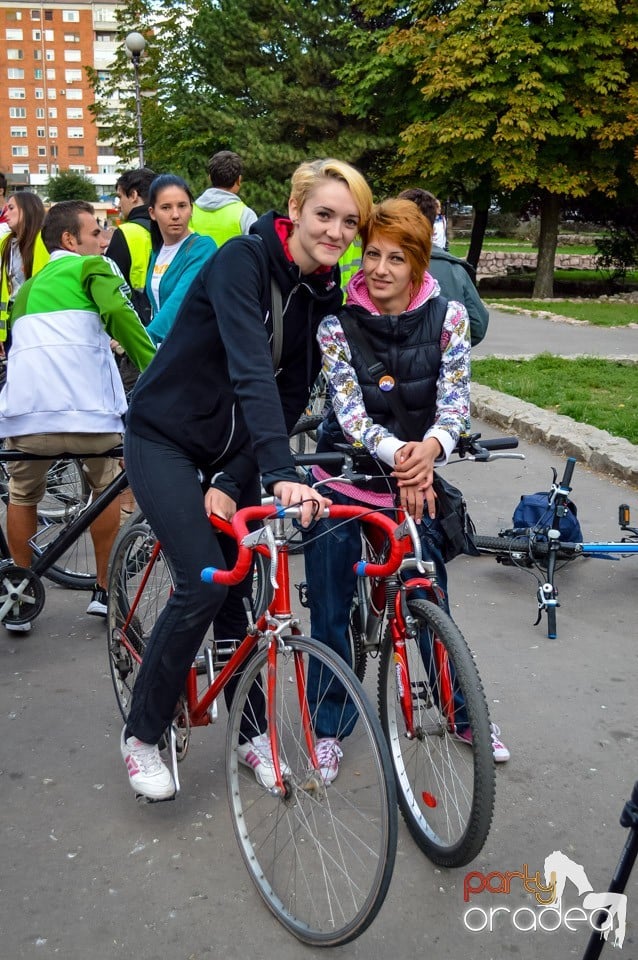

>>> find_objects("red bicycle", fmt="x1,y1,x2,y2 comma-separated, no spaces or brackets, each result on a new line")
107,499,404,946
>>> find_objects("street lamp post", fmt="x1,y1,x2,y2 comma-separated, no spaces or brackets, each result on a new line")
124,31,147,168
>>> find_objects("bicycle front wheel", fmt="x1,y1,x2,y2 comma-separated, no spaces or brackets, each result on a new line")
107,518,173,720
378,598,495,867
226,635,397,946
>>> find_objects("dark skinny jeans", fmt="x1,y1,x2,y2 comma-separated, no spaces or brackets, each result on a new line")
124,430,263,745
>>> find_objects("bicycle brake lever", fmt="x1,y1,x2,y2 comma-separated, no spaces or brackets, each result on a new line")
242,526,279,590
395,515,426,573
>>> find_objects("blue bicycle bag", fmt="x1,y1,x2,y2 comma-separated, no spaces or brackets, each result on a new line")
512,492,583,542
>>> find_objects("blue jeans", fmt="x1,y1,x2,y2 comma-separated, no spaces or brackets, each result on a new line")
302,485,464,739
124,430,264,745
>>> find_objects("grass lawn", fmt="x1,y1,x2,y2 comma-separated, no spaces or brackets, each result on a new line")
449,240,599,257
472,355,638,444
485,299,638,326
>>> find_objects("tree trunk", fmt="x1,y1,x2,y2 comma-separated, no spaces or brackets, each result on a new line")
533,191,561,298
467,206,489,270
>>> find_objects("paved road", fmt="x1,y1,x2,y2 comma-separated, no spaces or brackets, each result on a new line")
476,306,638,359
2,427,637,960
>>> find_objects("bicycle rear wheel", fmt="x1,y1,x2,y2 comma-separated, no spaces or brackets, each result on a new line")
226,634,397,946
378,598,495,867
107,518,172,720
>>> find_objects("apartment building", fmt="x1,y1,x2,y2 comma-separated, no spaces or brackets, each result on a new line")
0,0,122,197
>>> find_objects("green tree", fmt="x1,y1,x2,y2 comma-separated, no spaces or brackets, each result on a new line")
88,0,394,211
47,169,99,202
350,0,638,296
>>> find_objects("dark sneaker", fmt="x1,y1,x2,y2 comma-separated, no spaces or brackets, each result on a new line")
87,585,108,618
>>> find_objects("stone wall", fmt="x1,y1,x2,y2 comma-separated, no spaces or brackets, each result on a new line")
477,251,598,278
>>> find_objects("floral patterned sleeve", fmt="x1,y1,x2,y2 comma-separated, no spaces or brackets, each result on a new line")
317,314,394,456
427,299,471,458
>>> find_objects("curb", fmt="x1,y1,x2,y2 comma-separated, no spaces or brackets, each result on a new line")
471,384,638,489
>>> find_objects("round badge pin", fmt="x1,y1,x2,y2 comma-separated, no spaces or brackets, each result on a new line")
379,375,395,392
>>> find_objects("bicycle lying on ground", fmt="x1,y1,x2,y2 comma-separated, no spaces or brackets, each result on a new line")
0,447,127,629
474,456,638,639
108,489,407,945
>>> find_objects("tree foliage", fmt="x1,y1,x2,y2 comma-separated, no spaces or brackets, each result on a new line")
348,0,638,295
46,169,99,202
88,0,393,211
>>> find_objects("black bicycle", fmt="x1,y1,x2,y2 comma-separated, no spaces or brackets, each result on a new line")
0,447,127,629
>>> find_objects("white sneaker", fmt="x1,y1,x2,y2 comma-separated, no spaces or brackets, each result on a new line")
4,621,31,633
237,732,291,789
120,727,175,800
315,738,343,784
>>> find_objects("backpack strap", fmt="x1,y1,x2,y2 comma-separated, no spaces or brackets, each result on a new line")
339,314,422,441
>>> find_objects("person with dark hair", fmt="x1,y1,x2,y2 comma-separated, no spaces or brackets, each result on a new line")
120,158,373,802
0,192,49,350
107,167,156,321
302,198,508,781
106,167,157,398
145,174,216,345
190,150,257,247
0,173,9,237
0,199,155,632
398,188,489,346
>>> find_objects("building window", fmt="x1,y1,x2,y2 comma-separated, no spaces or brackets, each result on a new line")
32,28,41,39
39,164,48,173
36,107,45,118
33,49,42,60
69,146,84,157
64,69,82,82
45,50,55,61
48,107,57,118
31,9,41,20
62,11,80,22
49,126,58,138
44,10,53,21
9,107,27,118
10,127,28,138
8,88,26,99
47,89,56,99
46,68,55,79
34,67,43,79
8,68,25,79
66,107,83,119
65,89,82,100
13,165,30,174
64,49,81,61
50,145,58,157
94,8,113,22
36,126,46,137
7,48,24,60
64,32,80,41
6,10,22,19
34,87,44,99
68,126,84,138
11,146,29,157
44,29,54,41
5,29,24,40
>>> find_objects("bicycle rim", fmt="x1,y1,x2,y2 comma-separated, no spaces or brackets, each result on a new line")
378,598,495,867
33,459,96,590
107,519,173,720
226,634,397,946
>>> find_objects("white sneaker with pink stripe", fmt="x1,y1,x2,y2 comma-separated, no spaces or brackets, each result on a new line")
120,727,175,800
237,732,291,789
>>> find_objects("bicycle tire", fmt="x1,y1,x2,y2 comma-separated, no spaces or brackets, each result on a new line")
347,582,369,682
378,597,495,867
106,518,172,720
226,634,397,946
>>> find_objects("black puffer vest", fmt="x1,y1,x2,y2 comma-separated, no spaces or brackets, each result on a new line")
318,295,447,490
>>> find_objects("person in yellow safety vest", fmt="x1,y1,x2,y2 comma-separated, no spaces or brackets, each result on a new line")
338,235,362,292
189,150,257,246
1,192,49,353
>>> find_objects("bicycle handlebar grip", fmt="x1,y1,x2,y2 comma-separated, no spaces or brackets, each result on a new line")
479,437,519,450
561,457,577,487
292,452,350,469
